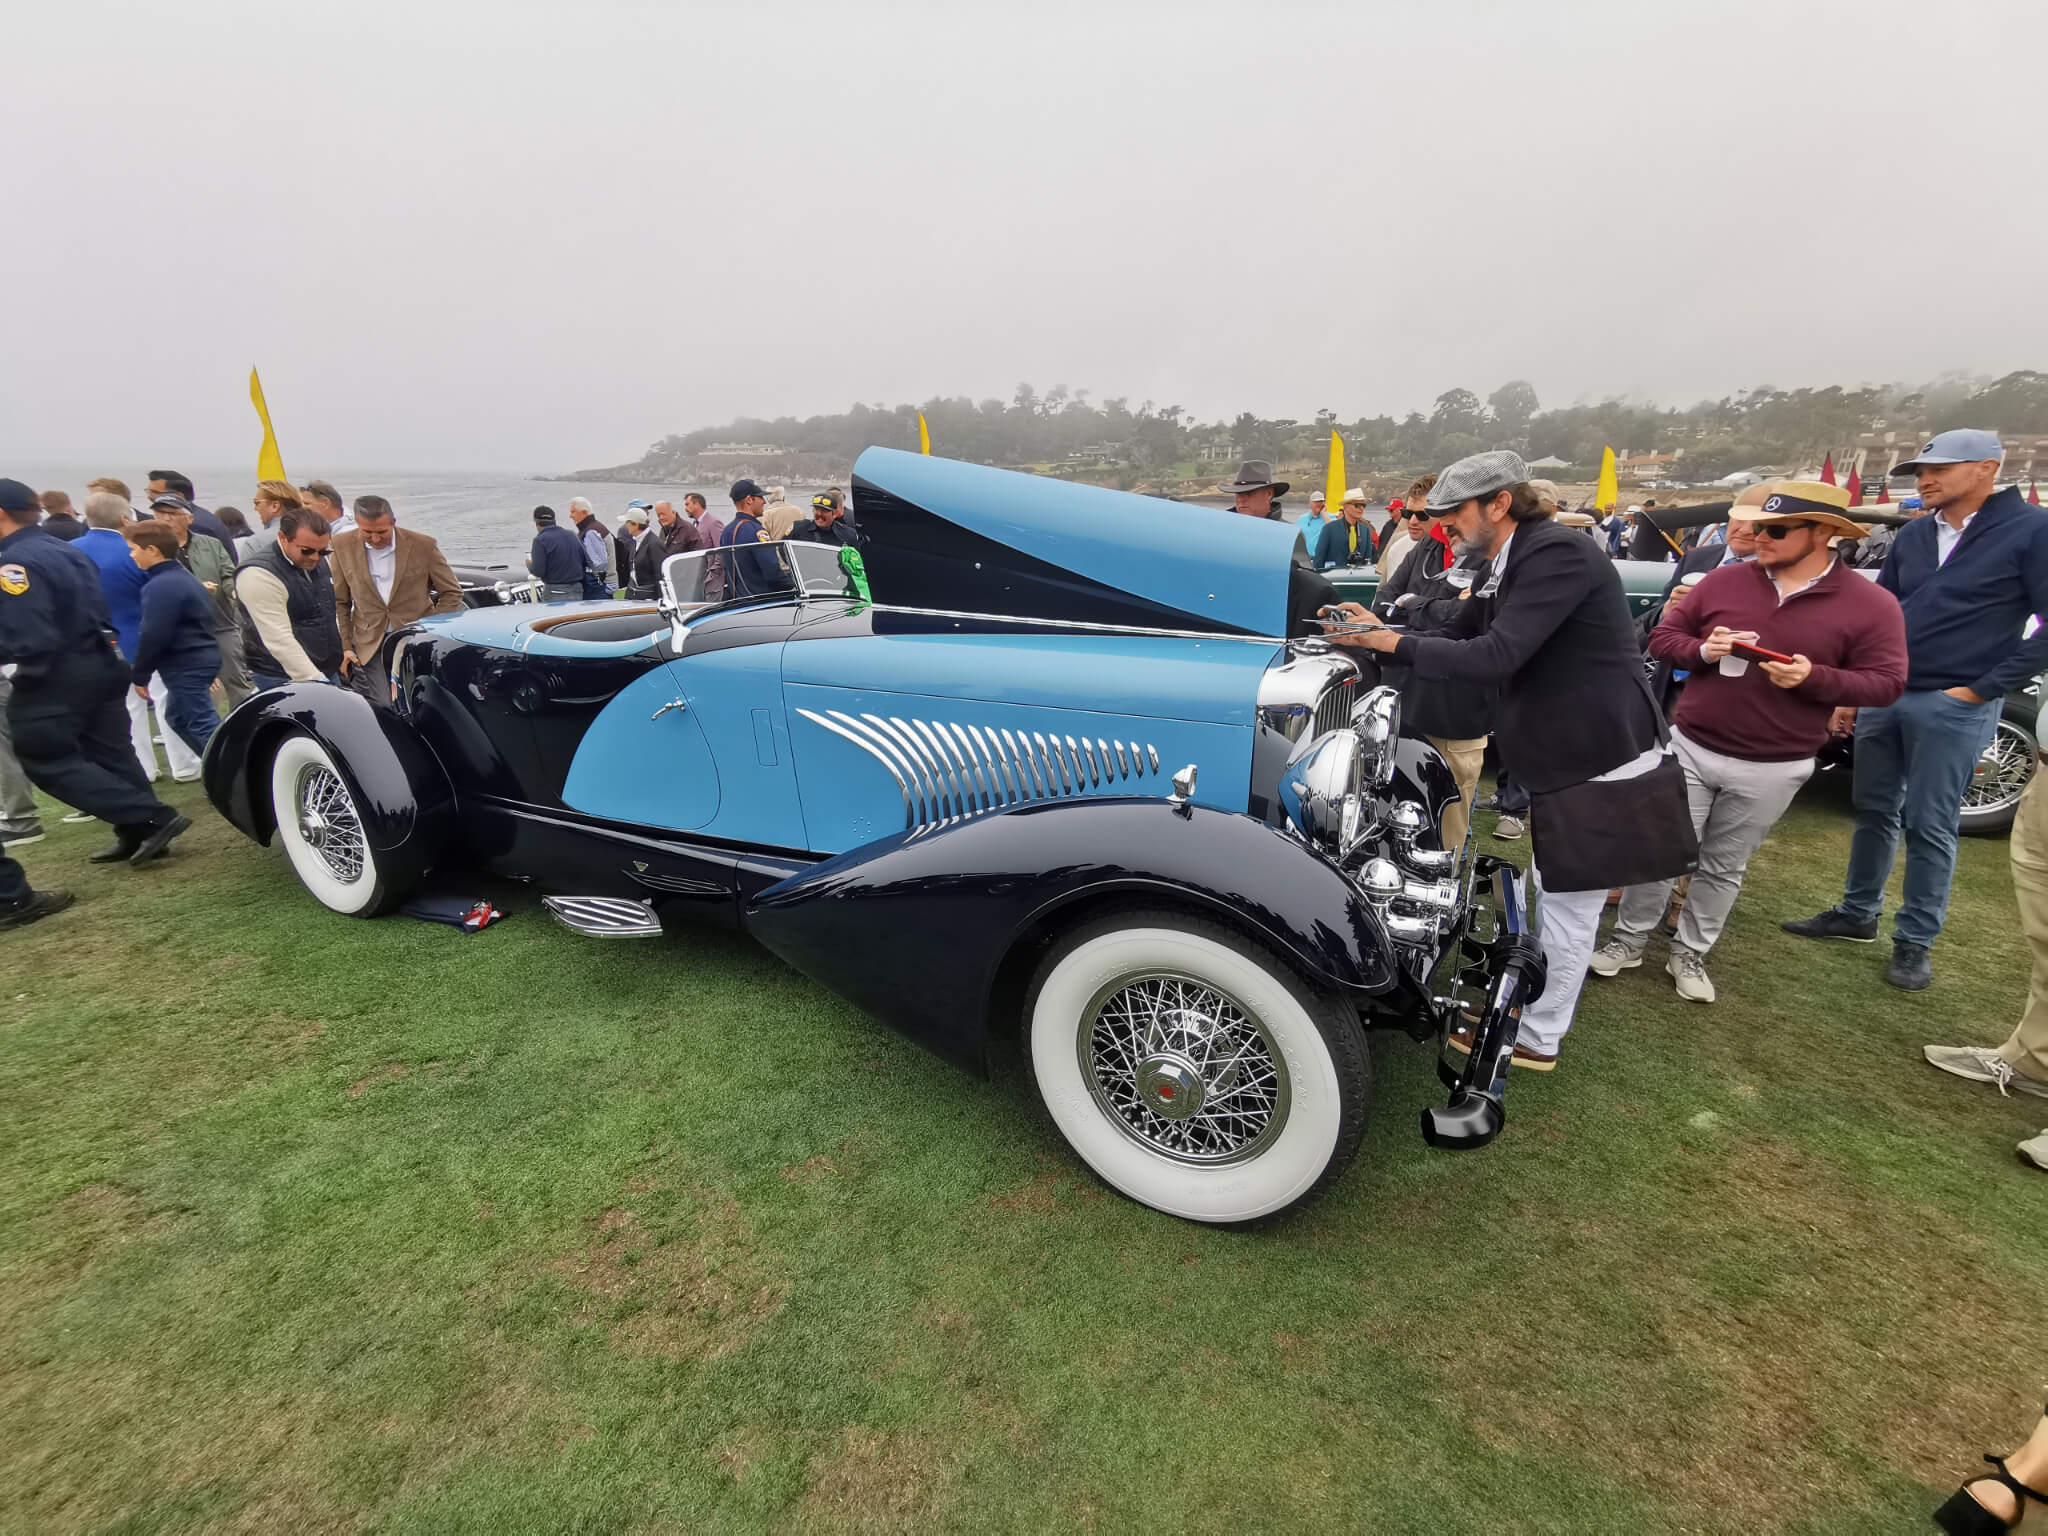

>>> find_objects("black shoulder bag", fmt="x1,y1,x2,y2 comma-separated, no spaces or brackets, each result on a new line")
1526,676,1699,894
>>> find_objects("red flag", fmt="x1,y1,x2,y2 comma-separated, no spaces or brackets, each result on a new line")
1846,468,1864,506
1820,452,1837,485
2032,482,2042,506
1876,478,1890,504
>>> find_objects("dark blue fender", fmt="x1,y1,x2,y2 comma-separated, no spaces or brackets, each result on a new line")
743,798,1398,1073
201,684,456,890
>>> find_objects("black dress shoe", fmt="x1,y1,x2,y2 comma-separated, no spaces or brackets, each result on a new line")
0,888,75,929
90,836,143,864
1780,906,1880,943
128,812,192,866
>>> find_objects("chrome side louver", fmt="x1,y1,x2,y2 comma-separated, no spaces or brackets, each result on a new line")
542,895,664,938
796,708,1163,832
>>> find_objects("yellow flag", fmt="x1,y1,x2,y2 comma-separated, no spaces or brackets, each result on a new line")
1324,431,1346,516
1593,445,1618,511
917,412,931,455
251,367,287,483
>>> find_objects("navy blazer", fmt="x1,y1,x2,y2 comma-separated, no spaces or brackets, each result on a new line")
1393,516,1660,793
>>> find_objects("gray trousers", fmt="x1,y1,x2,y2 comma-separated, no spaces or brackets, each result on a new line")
0,673,39,829
215,625,255,710
345,653,390,706
1612,728,1814,956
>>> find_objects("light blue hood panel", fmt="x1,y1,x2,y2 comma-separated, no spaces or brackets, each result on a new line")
781,633,1281,728
851,448,1296,637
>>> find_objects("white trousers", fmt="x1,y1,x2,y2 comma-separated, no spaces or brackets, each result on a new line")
1516,744,1668,1057
1519,877,1608,1056
126,677,202,781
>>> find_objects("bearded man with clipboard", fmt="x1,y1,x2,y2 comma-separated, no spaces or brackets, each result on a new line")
1325,449,1698,1071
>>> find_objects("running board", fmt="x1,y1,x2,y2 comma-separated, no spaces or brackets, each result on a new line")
542,895,663,938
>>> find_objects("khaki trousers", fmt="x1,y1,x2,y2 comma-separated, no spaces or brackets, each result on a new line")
1428,735,1487,850
2002,773,2048,1080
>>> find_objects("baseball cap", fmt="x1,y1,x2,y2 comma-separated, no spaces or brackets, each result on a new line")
533,505,556,525
811,489,844,514
730,478,767,503
624,498,651,512
0,478,42,513
1387,497,1405,512
1426,451,1530,513
1308,488,1326,502
1892,428,2003,474
620,506,650,527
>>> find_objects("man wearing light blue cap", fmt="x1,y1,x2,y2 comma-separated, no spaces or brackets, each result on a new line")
1785,428,2048,993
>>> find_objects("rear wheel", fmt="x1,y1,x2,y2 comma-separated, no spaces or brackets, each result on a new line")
1961,715,2036,837
1025,908,1370,1223
269,733,400,915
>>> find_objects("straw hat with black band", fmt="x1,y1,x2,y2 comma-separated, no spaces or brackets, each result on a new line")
1743,480,1869,542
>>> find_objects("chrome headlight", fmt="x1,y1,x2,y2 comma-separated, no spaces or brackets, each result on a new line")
1277,728,1367,857
1351,686,1400,791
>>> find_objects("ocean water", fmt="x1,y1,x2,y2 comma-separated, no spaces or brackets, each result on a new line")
8,465,836,567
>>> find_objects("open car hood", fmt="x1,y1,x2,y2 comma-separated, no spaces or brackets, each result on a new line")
850,448,1296,637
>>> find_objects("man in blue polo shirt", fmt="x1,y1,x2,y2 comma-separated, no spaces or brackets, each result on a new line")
1784,430,2048,990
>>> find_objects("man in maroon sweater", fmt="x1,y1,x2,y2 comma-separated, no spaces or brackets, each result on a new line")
1590,482,1907,1002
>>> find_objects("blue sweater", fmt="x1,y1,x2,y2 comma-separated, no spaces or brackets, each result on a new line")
75,527,148,657
132,560,221,686
1877,489,2048,697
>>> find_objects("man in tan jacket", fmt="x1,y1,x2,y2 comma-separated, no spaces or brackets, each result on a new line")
330,495,463,702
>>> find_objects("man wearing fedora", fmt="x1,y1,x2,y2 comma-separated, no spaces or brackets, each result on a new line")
1591,483,1907,1002
1223,460,1342,639
1785,430,2048,993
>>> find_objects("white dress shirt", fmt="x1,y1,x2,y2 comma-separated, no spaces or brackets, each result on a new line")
1935,510,1976,566
366,538,397,604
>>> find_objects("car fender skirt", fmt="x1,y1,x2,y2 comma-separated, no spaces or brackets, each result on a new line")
201,684,455,871
744,798,1396,1072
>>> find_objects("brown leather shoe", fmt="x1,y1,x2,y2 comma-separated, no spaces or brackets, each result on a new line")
1445,1026,1558,1072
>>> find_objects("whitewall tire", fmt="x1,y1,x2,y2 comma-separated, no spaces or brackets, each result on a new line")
1026,909,1370,1224
270,733,394,916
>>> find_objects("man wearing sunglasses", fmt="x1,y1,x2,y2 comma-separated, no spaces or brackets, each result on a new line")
1786,430,2048,994
1592,482,1907,1001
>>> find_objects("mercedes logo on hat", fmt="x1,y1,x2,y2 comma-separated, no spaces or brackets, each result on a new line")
1763,495,1784,512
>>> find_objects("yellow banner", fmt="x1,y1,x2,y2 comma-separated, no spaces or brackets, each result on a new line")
917,412,931,455
251,367,286,483
1324,431,1346,517
1593,445,1618,511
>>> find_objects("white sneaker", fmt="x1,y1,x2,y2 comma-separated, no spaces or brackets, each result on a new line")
1493,815,1525,841
1,827,45,848
1923,1045,2048,1099
61,811,96,824
1588,938,1644,977
1668,948,1716,1003
2021,1129,2048,1171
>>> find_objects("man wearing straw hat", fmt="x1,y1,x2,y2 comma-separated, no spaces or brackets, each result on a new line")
1591,482,1907,1002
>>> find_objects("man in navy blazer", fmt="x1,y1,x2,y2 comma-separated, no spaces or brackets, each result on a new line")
1785,430,2048,992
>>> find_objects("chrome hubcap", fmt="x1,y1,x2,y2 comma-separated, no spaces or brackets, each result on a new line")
295,764,365,883
1081,972,1289,1165
1966,724,2034,813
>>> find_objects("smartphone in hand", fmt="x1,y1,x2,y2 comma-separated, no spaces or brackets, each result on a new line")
1728,640,1793,666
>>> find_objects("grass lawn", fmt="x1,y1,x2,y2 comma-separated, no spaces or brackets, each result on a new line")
4,774,2046,1533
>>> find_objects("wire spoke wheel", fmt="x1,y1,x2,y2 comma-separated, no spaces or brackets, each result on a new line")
1081,970,1291,1166
1964,721,2034,816
295,764,367,883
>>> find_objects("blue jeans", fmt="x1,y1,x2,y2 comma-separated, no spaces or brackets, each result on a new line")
159,666,221,757
1842,687,2001,946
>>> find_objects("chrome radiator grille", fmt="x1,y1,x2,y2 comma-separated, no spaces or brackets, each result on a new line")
796,709,1162,832
1310,677,1358,741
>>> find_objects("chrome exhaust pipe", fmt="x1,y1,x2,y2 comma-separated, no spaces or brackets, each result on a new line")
1423,859,1546,1150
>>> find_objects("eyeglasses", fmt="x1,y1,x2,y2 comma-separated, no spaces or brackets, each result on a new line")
1758,521,1817,540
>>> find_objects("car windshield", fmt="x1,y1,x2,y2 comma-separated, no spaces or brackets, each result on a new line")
659,541,868,609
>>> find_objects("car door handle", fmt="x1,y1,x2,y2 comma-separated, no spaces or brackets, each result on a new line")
651,698,687,720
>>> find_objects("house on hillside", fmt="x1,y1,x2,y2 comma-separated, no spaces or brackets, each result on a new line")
1620,452,1679,483
1526,455,1571,471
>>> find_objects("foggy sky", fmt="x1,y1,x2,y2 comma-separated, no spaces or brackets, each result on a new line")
6,0,2043,473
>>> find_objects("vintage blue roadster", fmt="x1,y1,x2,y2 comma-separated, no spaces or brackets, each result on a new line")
203,449,1542,1224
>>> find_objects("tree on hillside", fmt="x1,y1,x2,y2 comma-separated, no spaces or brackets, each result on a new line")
1488,380,1541,437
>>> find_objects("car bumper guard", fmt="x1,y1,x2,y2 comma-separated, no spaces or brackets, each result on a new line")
1422,854,1546,1151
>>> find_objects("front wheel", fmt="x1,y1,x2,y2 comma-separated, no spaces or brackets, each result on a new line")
269,733,401,916
1025,909,1370,1224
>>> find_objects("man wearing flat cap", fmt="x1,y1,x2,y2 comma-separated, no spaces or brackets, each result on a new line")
1327,449,1693,1071
1786,429,2048,997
